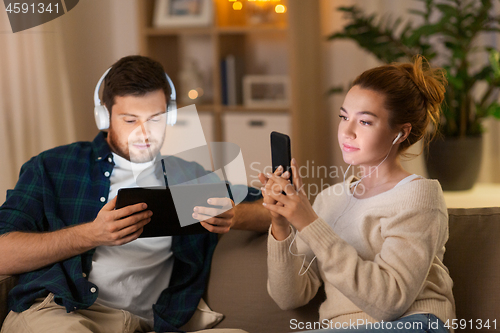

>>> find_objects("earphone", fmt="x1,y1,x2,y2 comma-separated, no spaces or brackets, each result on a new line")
93,68,177,130
392,132,403,145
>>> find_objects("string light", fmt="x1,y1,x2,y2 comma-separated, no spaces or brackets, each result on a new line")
275,4,286,13
228,0,284,12
188,89,199,100
232,1,243,10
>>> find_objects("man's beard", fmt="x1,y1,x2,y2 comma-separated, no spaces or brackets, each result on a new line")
107,128,164,163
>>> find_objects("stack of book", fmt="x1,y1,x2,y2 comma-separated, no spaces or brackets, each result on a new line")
220,54,243,106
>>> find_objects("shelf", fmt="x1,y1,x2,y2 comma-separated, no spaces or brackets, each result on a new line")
144,24,287,36
178,104,216,112
220,105,289,113
138,0,329,194
443,183,500,208
144,27,214,36
216,24,288,34
177,104,289,113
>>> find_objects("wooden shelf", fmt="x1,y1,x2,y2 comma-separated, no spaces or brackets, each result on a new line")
220,105,289,113
216,24,287,34
144,27,214,36
177,104,216,112
138,0,330,198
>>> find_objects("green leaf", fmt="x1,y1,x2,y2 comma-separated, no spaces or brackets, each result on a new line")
487,102,500,119
327,86,344,95
408,9,427,17
436,4,459,18
489,49,500,79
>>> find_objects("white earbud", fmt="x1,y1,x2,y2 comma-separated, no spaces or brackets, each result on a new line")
392,132,403,145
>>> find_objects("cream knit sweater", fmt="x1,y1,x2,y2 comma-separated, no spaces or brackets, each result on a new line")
267,177,456,328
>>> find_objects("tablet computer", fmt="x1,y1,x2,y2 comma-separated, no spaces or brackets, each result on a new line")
115,182,231,237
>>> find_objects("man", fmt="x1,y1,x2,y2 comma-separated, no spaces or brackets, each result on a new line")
0,56,270,333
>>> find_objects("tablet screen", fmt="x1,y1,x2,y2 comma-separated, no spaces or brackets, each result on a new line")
115,182,230,237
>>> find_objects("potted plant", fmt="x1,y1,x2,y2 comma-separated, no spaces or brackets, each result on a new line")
328,0,500,190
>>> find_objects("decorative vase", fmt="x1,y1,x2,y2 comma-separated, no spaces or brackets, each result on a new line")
424,136,483,191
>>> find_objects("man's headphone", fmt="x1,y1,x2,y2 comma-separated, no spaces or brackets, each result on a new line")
93,68,177,130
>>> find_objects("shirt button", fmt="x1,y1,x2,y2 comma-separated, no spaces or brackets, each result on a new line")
108,157,113,163
100,197,106,202
104,171,110,177
90,287,97,293
82,273,87,278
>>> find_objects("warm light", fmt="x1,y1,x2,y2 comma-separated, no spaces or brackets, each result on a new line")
233,1,243,10
188,89,199,100
275,4,286,13
228,0,236,2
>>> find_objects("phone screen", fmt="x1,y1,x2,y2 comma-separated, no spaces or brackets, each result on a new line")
270,131,293,185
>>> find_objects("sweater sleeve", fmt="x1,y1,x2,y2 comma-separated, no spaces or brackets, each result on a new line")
267,226,323,310
298,204,448,322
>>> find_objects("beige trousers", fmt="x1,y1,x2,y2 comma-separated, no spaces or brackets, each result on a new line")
1,294,247,333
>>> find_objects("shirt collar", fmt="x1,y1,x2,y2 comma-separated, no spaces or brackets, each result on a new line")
92,132,113,163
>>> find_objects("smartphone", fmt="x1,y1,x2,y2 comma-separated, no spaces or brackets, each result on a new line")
270,131,292,185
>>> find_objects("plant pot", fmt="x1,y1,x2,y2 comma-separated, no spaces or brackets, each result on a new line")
424,136,483,191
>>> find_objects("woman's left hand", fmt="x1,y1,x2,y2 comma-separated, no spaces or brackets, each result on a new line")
262,158,319,232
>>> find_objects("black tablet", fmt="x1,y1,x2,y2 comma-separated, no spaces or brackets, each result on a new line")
115,182,231,237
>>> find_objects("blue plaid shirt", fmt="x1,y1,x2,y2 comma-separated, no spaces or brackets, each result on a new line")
0,132,260,332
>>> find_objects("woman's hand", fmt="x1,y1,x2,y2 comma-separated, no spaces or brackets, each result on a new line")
262,159,319,232
259,166,292,240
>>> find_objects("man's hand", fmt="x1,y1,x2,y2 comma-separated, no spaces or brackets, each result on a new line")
193,197,234,234
87,196,152,246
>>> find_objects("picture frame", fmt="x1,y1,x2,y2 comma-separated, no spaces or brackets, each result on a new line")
243,75,290,108
153,0,213,28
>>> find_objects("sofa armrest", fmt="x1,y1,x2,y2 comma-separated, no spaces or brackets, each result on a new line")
0,275,18,327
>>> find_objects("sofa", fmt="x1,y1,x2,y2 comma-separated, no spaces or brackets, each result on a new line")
1,207,500,333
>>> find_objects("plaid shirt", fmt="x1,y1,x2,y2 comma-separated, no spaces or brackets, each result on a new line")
0,132,260,332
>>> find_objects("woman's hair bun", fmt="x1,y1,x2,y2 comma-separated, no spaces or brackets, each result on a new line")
406,55,447,129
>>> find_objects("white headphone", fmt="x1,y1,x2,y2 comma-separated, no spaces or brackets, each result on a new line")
392,132,403,145
93,67,177,130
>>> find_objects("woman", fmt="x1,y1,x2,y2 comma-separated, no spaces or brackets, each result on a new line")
259,56,455,333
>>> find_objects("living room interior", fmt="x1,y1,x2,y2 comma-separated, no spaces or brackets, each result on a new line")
1,0,500,332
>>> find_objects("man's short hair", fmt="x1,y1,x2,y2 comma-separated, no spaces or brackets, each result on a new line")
102,55,169,113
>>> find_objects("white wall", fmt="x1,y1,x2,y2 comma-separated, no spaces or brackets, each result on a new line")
58,0,140,142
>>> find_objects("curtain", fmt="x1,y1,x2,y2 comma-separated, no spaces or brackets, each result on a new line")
0,11,76,203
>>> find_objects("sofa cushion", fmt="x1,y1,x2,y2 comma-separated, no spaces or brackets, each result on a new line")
445,208,500,332
206,230,324,333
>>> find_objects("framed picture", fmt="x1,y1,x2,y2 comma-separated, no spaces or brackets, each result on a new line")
153,0,213,28
243,75,290,108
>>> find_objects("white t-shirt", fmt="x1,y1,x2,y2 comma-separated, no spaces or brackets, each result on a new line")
88,153,174,325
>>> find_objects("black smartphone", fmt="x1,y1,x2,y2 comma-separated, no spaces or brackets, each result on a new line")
270,131,292,185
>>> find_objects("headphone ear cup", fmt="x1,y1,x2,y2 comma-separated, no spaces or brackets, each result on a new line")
94,105,110,130
167,100,177,126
